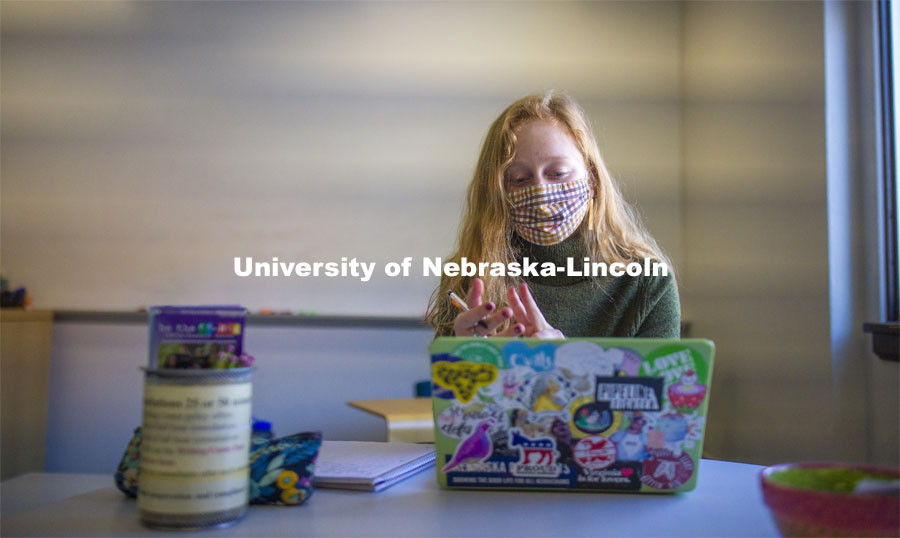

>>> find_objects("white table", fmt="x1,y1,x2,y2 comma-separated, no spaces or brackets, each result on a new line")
0,460,779,537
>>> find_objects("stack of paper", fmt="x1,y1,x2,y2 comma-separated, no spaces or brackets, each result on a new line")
314,440,436,492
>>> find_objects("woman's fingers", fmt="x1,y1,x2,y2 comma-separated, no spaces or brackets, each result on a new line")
452,301,495,336
481,307,513,334
466,277,484,308
494,322,525,337
507,285,531,327
517,282,548,325
507,282,563,338
531,327,565,339
451,281,552,338
451,279,490,336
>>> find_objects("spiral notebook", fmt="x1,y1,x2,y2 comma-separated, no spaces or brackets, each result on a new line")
314,441,435,492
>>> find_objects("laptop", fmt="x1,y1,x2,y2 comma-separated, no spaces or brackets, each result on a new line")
428,337,715,493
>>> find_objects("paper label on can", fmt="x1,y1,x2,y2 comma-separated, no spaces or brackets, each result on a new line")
139,468,249,514
139,381,252,515
141,383,252,473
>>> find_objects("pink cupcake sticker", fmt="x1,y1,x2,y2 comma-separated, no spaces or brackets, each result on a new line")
667,370,707,412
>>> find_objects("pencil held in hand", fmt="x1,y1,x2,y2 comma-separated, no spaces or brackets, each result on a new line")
447,290,490,330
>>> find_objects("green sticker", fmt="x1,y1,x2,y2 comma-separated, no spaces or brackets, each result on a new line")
640,345,708,383
641,345,709,412
452,340,505,368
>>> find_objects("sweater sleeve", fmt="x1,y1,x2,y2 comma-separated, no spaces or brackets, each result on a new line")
635,273,681,338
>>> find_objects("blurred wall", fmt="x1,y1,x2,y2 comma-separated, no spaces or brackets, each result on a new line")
2,1,895,468
0,1,682,315
44,321,434,473
681,2,834,463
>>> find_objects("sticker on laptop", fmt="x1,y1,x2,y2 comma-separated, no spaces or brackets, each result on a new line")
432,361,498,404
430,338,714,493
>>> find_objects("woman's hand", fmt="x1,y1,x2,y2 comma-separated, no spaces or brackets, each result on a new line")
507,282,565,339
453,278,525,337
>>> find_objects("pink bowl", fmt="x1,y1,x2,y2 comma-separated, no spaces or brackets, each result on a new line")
761,462,899,537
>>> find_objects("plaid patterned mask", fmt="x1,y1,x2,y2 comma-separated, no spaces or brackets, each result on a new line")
508,180,591,246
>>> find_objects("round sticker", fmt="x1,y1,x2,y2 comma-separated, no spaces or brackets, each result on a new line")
573,436,617,471
640,449,695,490
568,397,621,436
516,372,577,413
572,402,613,435
454,340,505,368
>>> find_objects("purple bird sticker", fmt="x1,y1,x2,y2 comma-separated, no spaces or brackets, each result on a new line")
441,418,495,473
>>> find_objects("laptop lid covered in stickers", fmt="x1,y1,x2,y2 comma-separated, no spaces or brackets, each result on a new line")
429,337,715,493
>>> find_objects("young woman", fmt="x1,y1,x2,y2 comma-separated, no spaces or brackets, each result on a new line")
425,91,679,338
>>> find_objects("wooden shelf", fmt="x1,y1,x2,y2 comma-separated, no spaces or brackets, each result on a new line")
52,310,430,330
347,398,434,443
0,309,54,480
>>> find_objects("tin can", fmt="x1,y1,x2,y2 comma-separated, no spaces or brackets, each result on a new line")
138,367,253,530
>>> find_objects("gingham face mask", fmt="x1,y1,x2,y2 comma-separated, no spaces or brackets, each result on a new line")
508,180,591,246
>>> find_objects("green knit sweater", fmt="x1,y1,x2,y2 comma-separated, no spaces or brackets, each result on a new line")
435,234,681,338
512,234,681,338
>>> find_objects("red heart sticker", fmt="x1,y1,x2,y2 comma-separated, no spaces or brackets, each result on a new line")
621,468,633,477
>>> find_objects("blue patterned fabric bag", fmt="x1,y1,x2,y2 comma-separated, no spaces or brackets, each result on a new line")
114,427,141,498
114,428,322,506
248,431,322,505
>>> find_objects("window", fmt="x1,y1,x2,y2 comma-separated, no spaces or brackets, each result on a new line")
886,0,899,322
865,0,899,360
